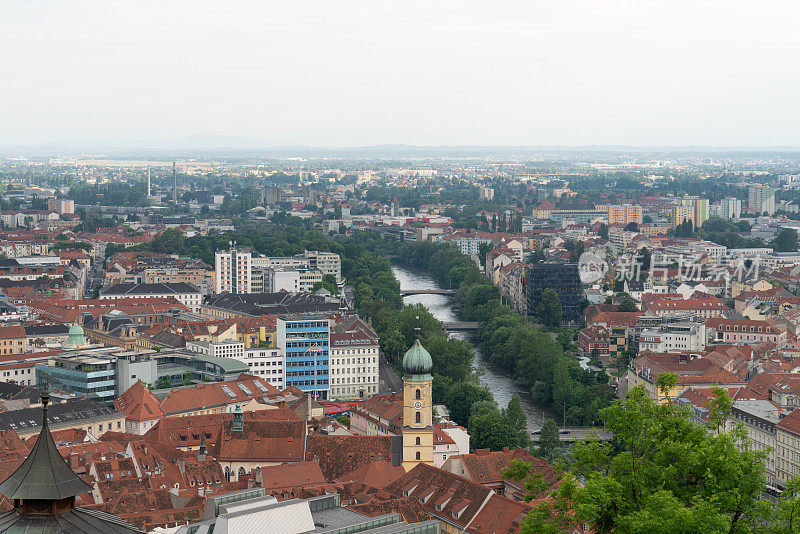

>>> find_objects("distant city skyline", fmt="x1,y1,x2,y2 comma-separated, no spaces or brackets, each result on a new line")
2,0,800,147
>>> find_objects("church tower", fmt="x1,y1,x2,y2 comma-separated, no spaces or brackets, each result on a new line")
401,323,434,471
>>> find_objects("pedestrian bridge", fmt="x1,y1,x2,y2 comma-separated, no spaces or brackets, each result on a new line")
529,427,614,443
399,289,456,297
442,321,480,332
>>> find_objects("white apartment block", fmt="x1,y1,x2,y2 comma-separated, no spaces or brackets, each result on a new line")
304,251,342,282
263,268,301,293
446,236,494,256
638,322,707,353
243,347,285,389
215,249,252,294
329,316,380,400
719,197,742,220
185,340,245,360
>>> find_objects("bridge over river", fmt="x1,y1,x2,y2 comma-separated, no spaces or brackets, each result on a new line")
529,427,614,443
399,289,456,297
442,321,480,332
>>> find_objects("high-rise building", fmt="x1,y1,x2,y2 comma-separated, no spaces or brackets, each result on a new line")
720,197,742,220
526,263,582,325
215,248,252,294
401,335,434,471
671,205,695,228
671,197,709,228
607,204,643,226
276,315,330,400
172,162,178,203
749,184,776,215
47,199,74,215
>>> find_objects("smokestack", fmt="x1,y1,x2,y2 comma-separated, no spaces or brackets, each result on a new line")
147,166,151,198
172,162,177,203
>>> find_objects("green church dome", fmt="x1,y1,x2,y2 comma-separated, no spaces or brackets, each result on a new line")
402,339,433,380
65,322,85,348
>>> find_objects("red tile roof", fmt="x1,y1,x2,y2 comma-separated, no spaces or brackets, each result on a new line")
335,459,406,489
306,435,395,481
114,380,163,422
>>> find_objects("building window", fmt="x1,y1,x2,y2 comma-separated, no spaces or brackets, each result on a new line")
416,437,421,445
416,451,421,460
415,389,421,400
416,412,421,424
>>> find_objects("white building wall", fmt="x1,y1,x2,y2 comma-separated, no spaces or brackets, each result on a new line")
329,344,380,400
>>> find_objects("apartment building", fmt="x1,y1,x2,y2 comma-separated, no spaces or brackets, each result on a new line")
749,184,776,215
262,268,300,293
705,317,786,345
776,409,800,488
729,399,780,486
607,204,643,226
243,347,285,389
637,321,707,353
143,266,215,295
670,197,709,229
251,251,341,283
99,282,202,313
215,249,252,294
720,197,742,220
329,316,379,400
186,340,245,360
47,198,75,215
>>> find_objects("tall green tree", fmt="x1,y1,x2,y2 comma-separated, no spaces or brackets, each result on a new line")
773,228,799,252
445,382,493,427
537,288,563,328
570,386,765,533
538,417,560,459
502,394,529,448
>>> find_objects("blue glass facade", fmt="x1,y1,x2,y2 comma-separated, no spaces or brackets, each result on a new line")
36,359,116,406
278,316,329,400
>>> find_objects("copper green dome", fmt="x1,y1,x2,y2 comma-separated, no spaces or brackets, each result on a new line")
65,322,85,348
402,339,433,380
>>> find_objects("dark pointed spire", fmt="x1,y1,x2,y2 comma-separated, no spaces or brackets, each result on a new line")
0,393,93,502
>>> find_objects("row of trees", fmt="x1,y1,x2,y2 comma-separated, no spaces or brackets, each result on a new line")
337,232,528,450
392,240,615,426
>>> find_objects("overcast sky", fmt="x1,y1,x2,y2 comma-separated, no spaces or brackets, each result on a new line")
2,0,800,148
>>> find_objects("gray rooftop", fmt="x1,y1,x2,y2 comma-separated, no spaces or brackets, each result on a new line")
0,394,93,501
0,398,122,434
733,399,782,424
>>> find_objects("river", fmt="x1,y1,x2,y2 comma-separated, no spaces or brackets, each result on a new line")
392,265,549,431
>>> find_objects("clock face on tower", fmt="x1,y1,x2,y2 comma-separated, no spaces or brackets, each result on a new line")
413,401,423,409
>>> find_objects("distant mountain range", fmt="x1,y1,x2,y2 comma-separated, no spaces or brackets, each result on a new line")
2,134,800,159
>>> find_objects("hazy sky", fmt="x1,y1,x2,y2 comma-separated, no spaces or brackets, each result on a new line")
2,0,800,147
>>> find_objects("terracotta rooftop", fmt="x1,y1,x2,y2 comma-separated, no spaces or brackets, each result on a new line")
114,381,163,422
335,459,406,489
306,435,395,481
